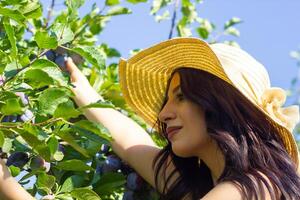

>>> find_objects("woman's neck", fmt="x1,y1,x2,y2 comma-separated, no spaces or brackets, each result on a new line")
198,139,225,185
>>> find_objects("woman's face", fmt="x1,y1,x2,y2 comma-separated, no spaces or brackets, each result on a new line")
158,72,212,157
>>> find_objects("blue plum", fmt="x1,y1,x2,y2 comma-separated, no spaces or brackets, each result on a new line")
2,115,18,122
30,156,51,172
97,155,122,174
122,190,135,200
15,92,29,105
19,109,34,122
45,50,56,61
6,152,30,168
126,172,144,191
55,55,67,71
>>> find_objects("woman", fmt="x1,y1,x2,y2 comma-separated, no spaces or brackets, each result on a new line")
67,37,300,199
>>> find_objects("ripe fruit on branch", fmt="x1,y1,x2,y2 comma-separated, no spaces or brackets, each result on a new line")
122,190,135,200
30,156,51,172
6,152,30,168
55,55,67,71
2,115,18,122
45,50,56,61
19,109,34,122
126,172,144,191
97,155,122,174
15,92,29,105
100,144,110,154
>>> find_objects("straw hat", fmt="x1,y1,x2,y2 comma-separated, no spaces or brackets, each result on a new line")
118,37,300,168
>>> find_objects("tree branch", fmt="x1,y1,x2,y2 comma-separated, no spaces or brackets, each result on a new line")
168,0,180,39
45,0,56,28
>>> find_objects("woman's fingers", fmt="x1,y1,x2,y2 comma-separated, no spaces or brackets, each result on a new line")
65,57,84,83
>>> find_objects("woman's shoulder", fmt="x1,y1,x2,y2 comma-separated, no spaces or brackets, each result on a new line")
200,171,274,200
200,181,243,200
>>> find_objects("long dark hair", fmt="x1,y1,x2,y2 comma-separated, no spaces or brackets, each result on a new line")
152,68,300,200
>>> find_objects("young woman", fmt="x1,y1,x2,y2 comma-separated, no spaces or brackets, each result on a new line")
66,37,300,199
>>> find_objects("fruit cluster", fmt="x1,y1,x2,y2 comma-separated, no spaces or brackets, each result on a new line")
1,92,34,123
96,144,157,200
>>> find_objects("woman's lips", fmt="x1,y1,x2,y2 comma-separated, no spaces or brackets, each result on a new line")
167,127,182,140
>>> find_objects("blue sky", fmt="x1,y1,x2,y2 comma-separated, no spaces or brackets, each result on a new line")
42,0,300,96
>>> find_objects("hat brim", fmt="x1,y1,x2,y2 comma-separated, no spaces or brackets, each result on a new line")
118,37,299,169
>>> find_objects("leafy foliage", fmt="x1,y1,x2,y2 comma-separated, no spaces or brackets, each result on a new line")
1,0,289,200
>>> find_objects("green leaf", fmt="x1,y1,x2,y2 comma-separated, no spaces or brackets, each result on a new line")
1,0,27,5
52,23,75,45
127,0,147,4
3,17,17,59
24,69,54,88
0,50,8,73
177,24,192,37
38,88,70,116
71,188,101,200
20,0,42,19
37,173,56,190
0,7,26,25
55,130,90,158
34,31,58,49
71,46,106,69
224,27,240,37
66,0,85,20
31,59,69,86
56,159,94,171
0,131,4,147
105,0,120,6
9,165,21,177
47,135,58,156
94,173,126,195
150,0,171,15
224,17,242,30
80,101,115,110
0,98,23,115
155,10,170,22
99,44,121,58
197,27,209,39
18,125,51,161
66,0,85,9
4,61,20,79
73,120,112,142
60,175,85,193
106,6,132,16
54,100,81,120
1,138,12,152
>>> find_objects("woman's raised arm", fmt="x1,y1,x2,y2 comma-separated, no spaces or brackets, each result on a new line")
65,58,169,189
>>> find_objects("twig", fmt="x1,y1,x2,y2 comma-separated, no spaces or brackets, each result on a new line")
168,0,180,39
73,5,107,41
0,117,72,129
45,0,56,28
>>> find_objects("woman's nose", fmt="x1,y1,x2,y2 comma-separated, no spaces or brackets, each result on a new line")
158,103,176,123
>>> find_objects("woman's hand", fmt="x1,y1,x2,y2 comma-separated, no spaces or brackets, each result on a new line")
65,57,103,107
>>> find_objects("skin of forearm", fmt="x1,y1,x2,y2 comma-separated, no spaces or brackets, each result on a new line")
82,107,157,161
73,88,157,161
